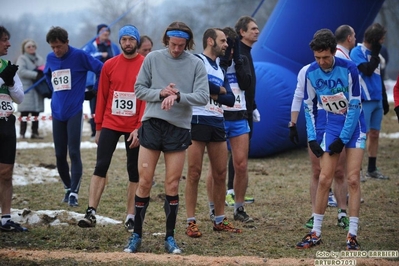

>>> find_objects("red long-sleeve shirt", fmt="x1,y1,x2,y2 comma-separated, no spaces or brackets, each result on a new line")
394,74,399,108
95,53,145,132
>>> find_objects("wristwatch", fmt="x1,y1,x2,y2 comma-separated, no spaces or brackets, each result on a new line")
288,121,296,128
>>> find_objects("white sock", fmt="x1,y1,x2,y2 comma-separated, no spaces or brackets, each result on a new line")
187,217,196,226
312,214,324,237
1,215,11,225
125,214,135,222
227,189,234,195
349,217,359,236
69,192,78,199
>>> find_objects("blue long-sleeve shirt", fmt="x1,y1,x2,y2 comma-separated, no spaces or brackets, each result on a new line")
303,57,362,145
44,45,103,121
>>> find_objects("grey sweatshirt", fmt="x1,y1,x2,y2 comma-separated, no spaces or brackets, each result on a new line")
135,48,209,129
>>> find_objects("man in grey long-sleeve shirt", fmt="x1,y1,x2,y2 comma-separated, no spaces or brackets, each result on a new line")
124,21,209,255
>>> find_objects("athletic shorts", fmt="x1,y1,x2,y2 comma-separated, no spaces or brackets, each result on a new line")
0,114,16,164
224,119,250,138
320,112,366,151
138,118,191,152
191,123,226,142
362,100,383,131
94,128,139,182
316,109,327,144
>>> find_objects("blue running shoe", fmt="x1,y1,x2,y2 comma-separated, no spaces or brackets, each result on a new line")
68,195,79,207
165,236,182,254
327,191,337,207
346,233,360,250
0,220,28,232
295,231,321,249
124,233,141,253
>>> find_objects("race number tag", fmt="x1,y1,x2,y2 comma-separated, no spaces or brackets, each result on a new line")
111,91,136,116
320,92,348,114
205,98,223,115
0,94,15,117
51,69,71,91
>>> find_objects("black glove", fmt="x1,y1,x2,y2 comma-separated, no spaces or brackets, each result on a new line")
370,41,382,57
394,106,399,123
0,61,19,86
289,125,299,144
309,140,324,158
233,36,242,64
382,87,389,115
35,69,44,81
219,37,233,71
328,138,345,155
85,86,96,100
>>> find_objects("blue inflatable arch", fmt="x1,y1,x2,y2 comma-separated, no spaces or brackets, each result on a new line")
249,0,385,158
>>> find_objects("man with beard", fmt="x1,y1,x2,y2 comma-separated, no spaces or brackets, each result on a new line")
185,28,239,238
78,25,145,230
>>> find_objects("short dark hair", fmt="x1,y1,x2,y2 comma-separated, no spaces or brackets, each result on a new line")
235,16,256,39
46,26,68,44
364,23,386,44
162,21,195,50
138,35,153,49
309,29,337,54
202,28,223,49
0,26,10,40
335,25,353,43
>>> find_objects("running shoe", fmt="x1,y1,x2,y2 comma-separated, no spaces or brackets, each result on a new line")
124,233,142,253
225,193,235,207
244,195,255,204
165,236,182,254
337,216,349,231
124,218,134,232
327,191,337,207
213,218,242,233
209,209,215,222
366,169,389,180
295,231,321,249
234,206,254,223
186,221,202,238
0,220,28,232
78,210,96,228
62,189,70,203
305,216,314,229
68,195,79,207
346,233,360,250
360,170,367,182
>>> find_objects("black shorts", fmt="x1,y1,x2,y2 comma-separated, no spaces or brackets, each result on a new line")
138,118,191,152
191,123,226,142
94,128,139,182
0,115,16,164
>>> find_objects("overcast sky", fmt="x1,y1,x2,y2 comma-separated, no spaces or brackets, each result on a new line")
3,0,92,19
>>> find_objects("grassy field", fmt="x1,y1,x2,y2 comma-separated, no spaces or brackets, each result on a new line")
0,104,398,265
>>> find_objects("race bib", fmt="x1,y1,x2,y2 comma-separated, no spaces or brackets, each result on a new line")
111,91,136,116
320,92,348,114
51,69,72,91
0,94,15,117
205,97,223,115
224,87,246,111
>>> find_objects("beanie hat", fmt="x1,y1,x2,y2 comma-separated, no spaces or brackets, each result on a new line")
118,25,140,45
97,24,109,34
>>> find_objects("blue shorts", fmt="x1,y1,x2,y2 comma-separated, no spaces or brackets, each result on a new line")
224,119,250,138
320,112,366,151
362,100,383,131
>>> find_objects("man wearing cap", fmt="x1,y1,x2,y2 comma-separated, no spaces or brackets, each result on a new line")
83,24,120,140
123,21,209,254
44,26,103,207
78,25,145,231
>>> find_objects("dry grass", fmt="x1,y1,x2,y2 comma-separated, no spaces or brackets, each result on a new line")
1,104,398,265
